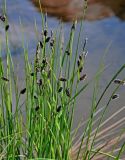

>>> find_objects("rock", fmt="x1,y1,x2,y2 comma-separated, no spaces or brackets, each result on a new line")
31,0,125,22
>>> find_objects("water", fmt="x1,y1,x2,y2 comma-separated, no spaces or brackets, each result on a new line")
0,0,125,126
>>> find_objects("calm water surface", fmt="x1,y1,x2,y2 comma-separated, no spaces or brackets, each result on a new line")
0,0,125,126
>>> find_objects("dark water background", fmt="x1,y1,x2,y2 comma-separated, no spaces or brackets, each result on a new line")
0,0,125,127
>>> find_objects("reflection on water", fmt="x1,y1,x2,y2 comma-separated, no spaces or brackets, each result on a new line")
31,0,125,21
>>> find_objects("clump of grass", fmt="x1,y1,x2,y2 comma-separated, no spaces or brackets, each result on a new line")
0,4,125,160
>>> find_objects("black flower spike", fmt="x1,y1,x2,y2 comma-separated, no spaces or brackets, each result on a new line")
79,53,84,61
35,106,40,111
66,50,70,56
42,58,47,65
39,41,43,48
50,42,54,47
56,105,61,112
30,72,34,76
50,38,54,47
80,74,87,81
37,79,42,86
5,25,9,31
65,88,71,97
58,87,63,93
79,66,83,73
83,38,88,51
59,77,67,82
47,69,51,78
114,79,125,85
34,95,38,99
83,51,88,59
20,88,26,94
0,15,5,22
71,23,75,30
44,29,48,37
45,37,50,43
112,94,119,100
1,76,9,82
77,60,80,67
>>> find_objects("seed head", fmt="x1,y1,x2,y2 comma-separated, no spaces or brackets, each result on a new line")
50,38,55,47
0,15,6,22
42,58,47,65
20,88,26,94
1,76,9,82
44,29,48,37
56,105,61,112
79,54,83,61
58,87,63,93
47,69,51,78
5,25,9,31
30,72,34,76
37,79,42,86
59,77,67,82
77,60,80,67
45,37,50,43
80,74,87,81
112,94,119,100
35,106,40,111
65,88,71,97
66,50,70,55
83,38,88,50
34,95,38,99
79,66,83,73
39,41,43,48
71,23,75,30
114,79,125,85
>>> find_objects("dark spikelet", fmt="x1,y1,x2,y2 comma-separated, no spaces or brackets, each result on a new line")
35,43,40,64
35,106,40,111
44,29,48,37
35,66,40,73
37,79,42,86
83,38,88,50
83,51,88,59
59,77,67,82
114,79,125,85
56,105,61,112
80,74,87,81
30,72,34,76
71,23,75,30
47,69,51,78
42,58,47,65
58,87,63,93
77,53,84,72
66,50,70,55
5,25,9,31
39,41,43,48
112,94,119,100
20,88,26,94
77,60,80,67
79,54,83,61
45,37,50,43
79,66,83,73
34,95,38,99
50,38,54,47
1,76,9,82
0,15,5,22
51,30,53,37
66,88,71,97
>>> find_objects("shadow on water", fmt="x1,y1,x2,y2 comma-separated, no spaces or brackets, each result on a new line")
31,0,125,21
